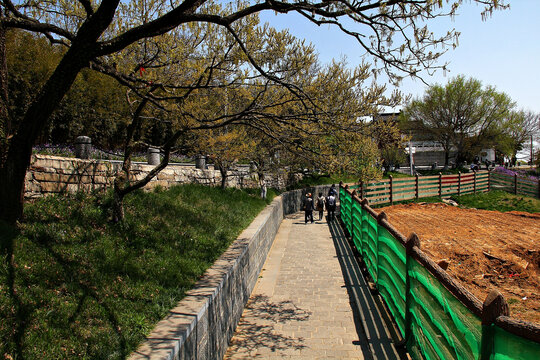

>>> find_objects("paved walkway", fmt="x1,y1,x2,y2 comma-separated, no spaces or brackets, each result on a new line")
224,213,402,359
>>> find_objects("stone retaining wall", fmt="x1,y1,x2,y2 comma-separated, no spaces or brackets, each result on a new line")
129,185,335,360
25,155,286,198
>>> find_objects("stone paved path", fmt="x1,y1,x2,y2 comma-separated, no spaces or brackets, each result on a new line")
224,213,375,359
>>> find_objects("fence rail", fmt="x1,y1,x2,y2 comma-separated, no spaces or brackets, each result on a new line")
354,170,539,204
490,172,540,198
339,184,540,360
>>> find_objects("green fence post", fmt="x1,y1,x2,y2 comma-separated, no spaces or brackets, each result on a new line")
480,290,510,360
487,170,491,192
403,233,420,347
360,198,368,257
359,179,364,199
351,190,357,241
514,174,518,195
538,179,540,199
473,170,477,194
376,211,387,290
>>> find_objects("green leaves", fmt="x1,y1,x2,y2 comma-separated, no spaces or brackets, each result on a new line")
401,75,518,165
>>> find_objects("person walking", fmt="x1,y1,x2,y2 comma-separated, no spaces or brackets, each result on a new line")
304,193,314,224
327,192,336,221
328,183,337,197
316,192,325,221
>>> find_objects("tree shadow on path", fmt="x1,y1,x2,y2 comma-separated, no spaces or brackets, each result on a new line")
328,217,407,360
225,294,310,358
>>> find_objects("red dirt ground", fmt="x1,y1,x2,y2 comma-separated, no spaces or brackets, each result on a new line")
376,203,540,324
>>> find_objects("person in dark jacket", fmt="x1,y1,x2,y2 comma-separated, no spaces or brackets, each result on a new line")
328,184,337,197
327,193,336,221
304,193,314,224
316,192,325,221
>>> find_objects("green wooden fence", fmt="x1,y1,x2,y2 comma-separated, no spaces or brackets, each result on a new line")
354,171,491,205
339,184,540,360
490,172,540,198
353,170,539,205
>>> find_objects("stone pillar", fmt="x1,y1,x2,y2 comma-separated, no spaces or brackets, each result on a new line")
75,136,92,159
195,155,206,170
147,147,161,165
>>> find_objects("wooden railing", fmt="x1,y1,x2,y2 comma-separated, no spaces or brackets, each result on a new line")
490,171,540,198
356,171,490,205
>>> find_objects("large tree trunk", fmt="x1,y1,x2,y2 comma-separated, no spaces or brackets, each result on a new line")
0,45,89,225
0,2,121,226
0,21,10,152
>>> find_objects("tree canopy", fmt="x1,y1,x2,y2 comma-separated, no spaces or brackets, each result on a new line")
0,0,508,224
400,75,516,167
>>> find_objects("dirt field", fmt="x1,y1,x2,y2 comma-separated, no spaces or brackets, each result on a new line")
376,203,540,324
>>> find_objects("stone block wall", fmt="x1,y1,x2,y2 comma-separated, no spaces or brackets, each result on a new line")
25,155,286,198
129,185,334,360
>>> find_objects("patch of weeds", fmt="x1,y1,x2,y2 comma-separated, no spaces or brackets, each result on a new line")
372,196,444,209
450,190,540,213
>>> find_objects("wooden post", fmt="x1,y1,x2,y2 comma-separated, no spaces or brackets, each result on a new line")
514,174,518,195
439,172,442,197
360,180,364,199
473,170,477,194
376,212,388,287
480,290,510,360
351,190,357,240
403,233,421,346
415,174,419,200
389,175,393,204
458,171,461,196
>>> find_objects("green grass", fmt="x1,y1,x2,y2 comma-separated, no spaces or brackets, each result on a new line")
417,167,472,176
1,185,275,359
287,173,358,189
383,171,413,179
371,196,443,208
450,190,540,213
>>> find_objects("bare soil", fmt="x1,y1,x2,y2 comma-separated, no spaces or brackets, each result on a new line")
377,203,540,324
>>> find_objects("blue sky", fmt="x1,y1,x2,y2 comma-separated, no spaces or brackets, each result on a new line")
259,1,540,113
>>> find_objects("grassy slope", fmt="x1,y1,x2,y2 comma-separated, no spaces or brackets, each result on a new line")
450,190,540,213
0,185,275,359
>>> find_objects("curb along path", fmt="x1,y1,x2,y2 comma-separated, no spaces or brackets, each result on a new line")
225,213,398,359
